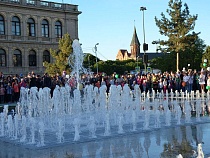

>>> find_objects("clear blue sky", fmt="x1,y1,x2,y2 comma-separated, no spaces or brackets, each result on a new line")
59,0,209,60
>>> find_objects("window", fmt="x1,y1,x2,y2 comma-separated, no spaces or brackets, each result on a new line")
12,16,21,35
40,1,49,6
0,49,6,66
29,50,36,66
10,0,20,2
55,21,62,38
27,18,35,36
43,50,50,63
26,0,35,5
13,49,22,66
54,3,62,8
41,19,49,37
0,15,5,35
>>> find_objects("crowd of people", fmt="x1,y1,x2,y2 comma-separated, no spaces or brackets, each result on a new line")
0,69,210,104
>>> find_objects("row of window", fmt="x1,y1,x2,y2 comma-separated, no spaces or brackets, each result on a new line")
0,15,62,38
0,49,50,67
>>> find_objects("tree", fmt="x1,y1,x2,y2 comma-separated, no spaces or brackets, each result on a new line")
150,54,174,72
151,35,205,72
182,35,206,70
155,0,198,71
83,53,100,73
44,33,73,76
201,46,210,68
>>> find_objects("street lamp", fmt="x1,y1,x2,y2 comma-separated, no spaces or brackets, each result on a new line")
136,56,140,73
94,43,99,75
140,6,148,74
140,7,146,44
88,55,91,72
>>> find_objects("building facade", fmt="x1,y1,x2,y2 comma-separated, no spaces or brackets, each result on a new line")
116,26,164,62
0,0,81,75
116,26,140,61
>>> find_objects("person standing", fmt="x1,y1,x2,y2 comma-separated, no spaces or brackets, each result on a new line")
43,73,52,88
158,78,163,93
6,83,13,103
29,73,37,88
188,71,194,92
19,78,27,88
182,73,189,92
199,71,206,92
12,79,20,102
163,78,168,94
0,84,5,104
175,73,181,92
193,70,199,92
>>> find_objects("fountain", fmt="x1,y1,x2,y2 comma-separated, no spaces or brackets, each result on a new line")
1,39,210,157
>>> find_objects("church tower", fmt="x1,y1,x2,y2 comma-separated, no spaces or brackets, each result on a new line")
130,26,140,60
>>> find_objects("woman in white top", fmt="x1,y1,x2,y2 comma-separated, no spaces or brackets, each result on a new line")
199,72,206,92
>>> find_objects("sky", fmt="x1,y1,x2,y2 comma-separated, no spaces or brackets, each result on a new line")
60,0,209,61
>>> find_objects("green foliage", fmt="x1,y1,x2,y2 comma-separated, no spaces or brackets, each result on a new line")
83,53,100,72
82,58,142,75
155,0,198,52
181,36,205,70
44,33,73,76
201,46,210,68
98,59,140,75
154,0,202,71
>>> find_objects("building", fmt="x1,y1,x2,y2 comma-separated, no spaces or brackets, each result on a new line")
0,0,81,75
116,26,140,61
116,26,164,62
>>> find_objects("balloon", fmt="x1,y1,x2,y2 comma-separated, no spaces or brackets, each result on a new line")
115,74,118,78
206,86,210,90
203,63,207,67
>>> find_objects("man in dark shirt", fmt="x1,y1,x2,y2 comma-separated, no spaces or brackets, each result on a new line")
43,73,52,88
29,74,37,88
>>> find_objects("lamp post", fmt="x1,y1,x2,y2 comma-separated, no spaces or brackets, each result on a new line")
94,43,99,75
140,6,148,74
136,56,140,73
88,55,91,72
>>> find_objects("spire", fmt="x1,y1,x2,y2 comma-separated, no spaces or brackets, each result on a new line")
130,26,140,46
